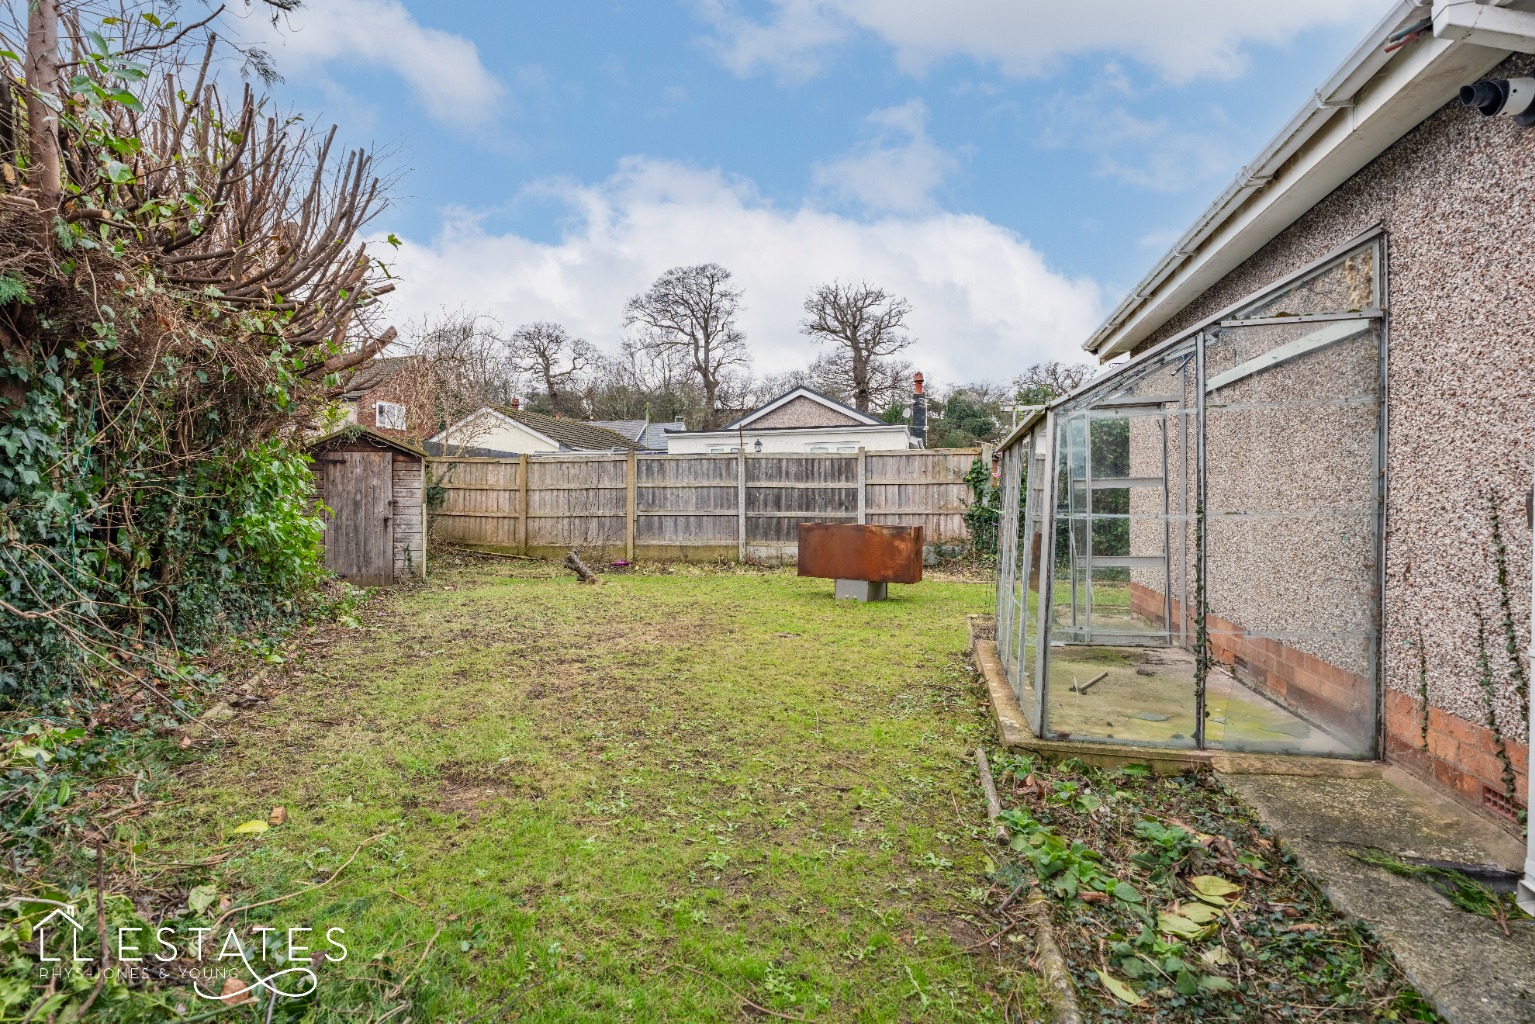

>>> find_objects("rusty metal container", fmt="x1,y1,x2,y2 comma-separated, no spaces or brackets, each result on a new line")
796,523,924,585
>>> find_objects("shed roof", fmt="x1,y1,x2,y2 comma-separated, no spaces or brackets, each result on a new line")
305,424,427,458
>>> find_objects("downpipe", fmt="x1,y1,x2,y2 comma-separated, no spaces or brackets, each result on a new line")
1522,464,1535,915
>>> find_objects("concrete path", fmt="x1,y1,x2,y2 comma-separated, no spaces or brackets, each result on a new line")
969,624,1533,1023
1218,768,1534,1024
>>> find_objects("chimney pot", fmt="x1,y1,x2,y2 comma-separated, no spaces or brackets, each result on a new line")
510,397,521,410
911,371,927,447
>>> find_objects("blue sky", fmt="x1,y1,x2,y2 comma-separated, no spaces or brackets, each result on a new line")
227,0,1389,386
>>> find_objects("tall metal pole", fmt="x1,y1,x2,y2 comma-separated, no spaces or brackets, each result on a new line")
1194,333,1208,750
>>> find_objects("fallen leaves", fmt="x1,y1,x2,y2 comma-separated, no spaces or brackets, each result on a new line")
1096,969,1144,1005
1156,909,1207,939
219,977,253,1006
187,884,218,914
1189,875,1241,901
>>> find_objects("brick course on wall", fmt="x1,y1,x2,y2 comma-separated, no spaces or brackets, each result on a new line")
1384,688,1528,825
1130,583,1373,750
1127,55,1534,826
350,378,435,440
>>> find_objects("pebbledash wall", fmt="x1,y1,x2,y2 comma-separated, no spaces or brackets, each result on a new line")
1133,55,1535,825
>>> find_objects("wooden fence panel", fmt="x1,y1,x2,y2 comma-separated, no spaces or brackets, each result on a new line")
428,448,979,562
865,451,974,547
428,457,524,549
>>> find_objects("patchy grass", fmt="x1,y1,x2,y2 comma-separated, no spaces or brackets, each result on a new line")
123,556,1043,1021
987,754,1439,1023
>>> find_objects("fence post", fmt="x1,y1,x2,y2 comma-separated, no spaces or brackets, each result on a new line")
518,453,529,555
857,448,867,524
737,449,747,564
626,449,637,560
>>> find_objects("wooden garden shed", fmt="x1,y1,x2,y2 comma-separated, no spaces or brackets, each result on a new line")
307,426,426,585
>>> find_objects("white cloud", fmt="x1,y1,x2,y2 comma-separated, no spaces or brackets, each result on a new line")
695,0,850,83
700,0,1385,83
228,0,504,127
812,100,959,213
1037,94,1233,193
376,158,1101,386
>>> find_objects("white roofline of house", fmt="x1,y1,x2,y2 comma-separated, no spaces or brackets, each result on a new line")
721,386,883,430
1084,1,1524,360
672,423,909,439
427,406,561,450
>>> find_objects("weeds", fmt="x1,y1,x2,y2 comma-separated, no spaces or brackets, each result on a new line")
1347,849,1529,936
988,756,1439,1022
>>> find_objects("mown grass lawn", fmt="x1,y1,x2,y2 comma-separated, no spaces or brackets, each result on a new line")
134,557,1040,1022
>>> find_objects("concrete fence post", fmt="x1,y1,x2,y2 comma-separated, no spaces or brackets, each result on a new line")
518,453,529,555
857,448,867,524
626,449,637,561
737,449,747,563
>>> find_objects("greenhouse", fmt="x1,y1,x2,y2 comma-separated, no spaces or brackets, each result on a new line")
994,233,1384,758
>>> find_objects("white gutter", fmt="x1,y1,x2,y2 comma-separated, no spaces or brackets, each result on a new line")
1435,0,1535,51
1085,1,1518,360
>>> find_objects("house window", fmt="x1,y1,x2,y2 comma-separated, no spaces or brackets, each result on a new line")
707,444,740,454
806,444,830,453
375,401,406,431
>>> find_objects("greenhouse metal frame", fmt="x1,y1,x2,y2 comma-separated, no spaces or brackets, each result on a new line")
994,230,1387,758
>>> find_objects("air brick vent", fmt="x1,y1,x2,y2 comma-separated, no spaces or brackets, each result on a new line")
1482,785,1527,824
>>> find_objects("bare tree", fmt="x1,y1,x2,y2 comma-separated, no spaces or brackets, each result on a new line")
624,264,749,430
582,339,705,424
802,351,914,414
509,322,594,416
386,311,518,440
1,5,398,381
799,281,913,413
1012,361,1095,404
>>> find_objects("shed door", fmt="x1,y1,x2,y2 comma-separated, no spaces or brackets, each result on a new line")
320,451,395,586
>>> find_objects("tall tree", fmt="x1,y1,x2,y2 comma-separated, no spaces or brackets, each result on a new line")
510,322,594,416
388,311,518,438
799,281,914,413
1012,361,1095,405
624,264,749,430
810,351,915,414
22,0,62,220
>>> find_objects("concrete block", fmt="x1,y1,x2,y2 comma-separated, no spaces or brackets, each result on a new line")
834,579,888,602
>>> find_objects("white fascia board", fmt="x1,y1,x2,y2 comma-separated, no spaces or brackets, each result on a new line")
679,424,907,439
1435,0,1535,53
1089,23,1510,360
427,407,561,449
727,387,881,428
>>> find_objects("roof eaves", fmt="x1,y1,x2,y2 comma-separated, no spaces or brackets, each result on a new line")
306,423,426,457
723,386,880,429
1084,3,1510,360
671,423,908,437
